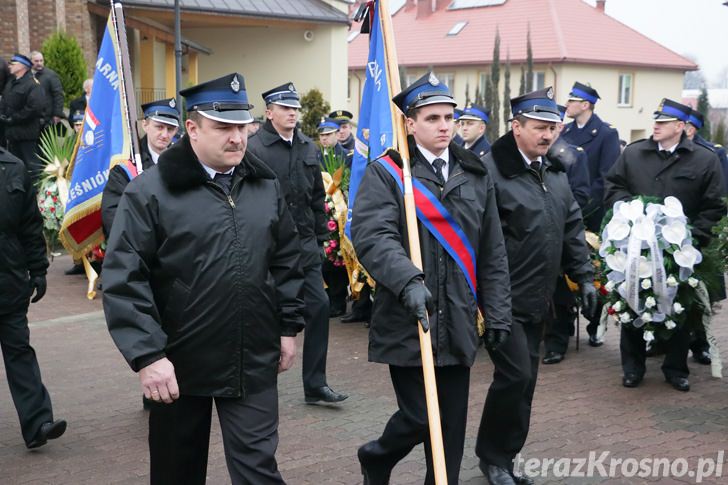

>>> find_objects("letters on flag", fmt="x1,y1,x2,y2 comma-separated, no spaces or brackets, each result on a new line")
60,14,134,257
346,0,394,238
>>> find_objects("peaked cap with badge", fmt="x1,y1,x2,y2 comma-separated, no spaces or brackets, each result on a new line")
687,108,705,129
510,87,561,122
141,98,180,127
567,82,600,104
392,72,457,115
262,82,301,109
653,98,691,122
180,73,254,124
459,103,490,124
317,117,340,134
328,110,353,124
8,53,32,68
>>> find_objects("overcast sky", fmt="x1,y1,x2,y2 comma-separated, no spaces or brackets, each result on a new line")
583,0,728,84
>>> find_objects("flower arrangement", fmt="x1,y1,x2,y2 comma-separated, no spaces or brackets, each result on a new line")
598,196,707,342
323,196,345,267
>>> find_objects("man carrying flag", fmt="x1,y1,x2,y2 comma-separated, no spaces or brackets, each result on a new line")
351,71,512,484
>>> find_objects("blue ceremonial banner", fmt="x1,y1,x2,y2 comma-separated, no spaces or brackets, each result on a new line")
60,13,133,257
346,0,394,238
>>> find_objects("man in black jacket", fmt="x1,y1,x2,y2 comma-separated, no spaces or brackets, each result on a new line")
476,88,595,485
101,97,180,237
457,103,491,157
351,72,512,485
330,109,356,151
0,54,45,181
30,51,64,127
102,73,305,484
604,99,725,392
248,82,348,405
1,146,67,449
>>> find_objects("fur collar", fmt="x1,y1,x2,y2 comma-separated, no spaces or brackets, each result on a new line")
158,135,275,192
490,130,563,178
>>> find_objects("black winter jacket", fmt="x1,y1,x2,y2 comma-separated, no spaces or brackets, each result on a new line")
0,147,48,310
102,136,305,398
351,140,512,367
484,131,593,321
0,71,45,142
247,120,327,268
604,134,726,247
33,67,64,120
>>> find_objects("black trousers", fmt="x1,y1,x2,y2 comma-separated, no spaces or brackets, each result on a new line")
360,365,470,484
476,318,543,470
7,139,42,183
544,277,575,354
620,324,690,379
149,385,283,485
301,264,330,391
0,304,54,445
321,260,348,313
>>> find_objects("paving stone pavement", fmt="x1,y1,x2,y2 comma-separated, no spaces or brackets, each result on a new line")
2,255,727,484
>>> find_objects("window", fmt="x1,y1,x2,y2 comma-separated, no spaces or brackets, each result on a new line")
438,73,455,92
532,71,545,90
479,72,488,97
447,21,468,36
618,73,633,106
405,74,419,87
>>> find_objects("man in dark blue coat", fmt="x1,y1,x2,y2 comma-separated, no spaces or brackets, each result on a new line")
562,81,621,345
543,104,591,364
457,103,491,158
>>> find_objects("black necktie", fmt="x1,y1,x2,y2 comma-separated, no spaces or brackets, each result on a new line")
659,150,672,160
530,160,541,172
213,172,233,194
432,158,446,185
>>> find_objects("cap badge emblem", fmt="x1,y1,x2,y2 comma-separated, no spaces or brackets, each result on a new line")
169,98,176,108
428,72,440,86
546,87,554,100
231,75,240,93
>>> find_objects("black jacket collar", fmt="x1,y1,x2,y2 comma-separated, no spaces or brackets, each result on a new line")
158,135,275,192
641,132,695,154
258,119,311,148
490,130,563,178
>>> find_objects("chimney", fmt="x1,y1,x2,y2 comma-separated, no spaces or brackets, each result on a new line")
596,0,606,12
416,0,434,18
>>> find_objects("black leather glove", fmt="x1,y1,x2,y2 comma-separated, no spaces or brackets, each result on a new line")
30,275,47,303
483,328,509,351
400,277,434,332
580,282,597,319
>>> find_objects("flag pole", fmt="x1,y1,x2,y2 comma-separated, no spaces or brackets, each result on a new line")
111,1,142,173
378,1,448,483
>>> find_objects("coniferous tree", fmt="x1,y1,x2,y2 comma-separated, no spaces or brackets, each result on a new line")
465,82,471,105
519,65,526,95
475,85,483,106
526,25,534,92
489,28,501,140
713,117,727,147
299,88,330,139
503,52,512,134
697,87,712,139
42,31,87,105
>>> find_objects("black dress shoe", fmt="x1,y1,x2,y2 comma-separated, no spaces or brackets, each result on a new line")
622,374,642,388
588,334,603,347
329,307,345,318
27,419,67,449
304,385,348,404
512,473,534,485
358,442,392,485
341,312,369,323
666,376,690,392
692,350,711,365
542,351,564,365
64,263,85,275
479,461,517,485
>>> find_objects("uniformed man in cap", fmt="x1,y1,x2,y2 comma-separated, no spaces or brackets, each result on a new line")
542,104,592,365
0,54,45,181
101,97,180,237
476,87,595,485
351,72,512,484
562,81,621,346
604,98,725,392
248,83,348,404
329,109,356,151
317,117,353,168
453,108,464,144
103,73,305,483
457,103,491,158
